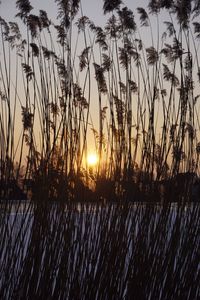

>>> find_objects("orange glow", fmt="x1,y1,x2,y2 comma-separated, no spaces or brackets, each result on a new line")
87,153,98,167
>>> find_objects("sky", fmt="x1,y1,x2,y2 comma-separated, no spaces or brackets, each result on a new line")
0,0,148,23
0,0,165,57
0,0,172,160
2,0,199,167
0,0,165,59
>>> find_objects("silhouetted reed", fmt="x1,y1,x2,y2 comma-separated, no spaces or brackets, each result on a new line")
0,200,199,299
0,2,200,298
1,0,200,201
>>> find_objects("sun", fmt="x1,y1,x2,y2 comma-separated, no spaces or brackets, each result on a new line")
87,153,99,167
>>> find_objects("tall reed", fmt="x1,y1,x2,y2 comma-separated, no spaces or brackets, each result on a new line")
0,200,199,299
0,0,200,201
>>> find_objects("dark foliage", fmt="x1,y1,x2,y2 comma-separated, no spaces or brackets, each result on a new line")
148,0,161,14
160,0,174,9
163,64,179,86
30,43,39,57
16,0,33,21
95,26,108,50
55,0,80,28
102,53,112,72
137,7,149,27
54,24,66,46
146,46,159,65
118,7,136,31
93,63,108,94
193,21,200,38
103,0,122,14
27,14,41,38
79,46,90,71
39,10,51,29
172,0,192,28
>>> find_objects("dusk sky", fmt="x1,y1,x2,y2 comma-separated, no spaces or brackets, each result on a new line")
0,0,168,61
1,0,148,23
1,0,199,165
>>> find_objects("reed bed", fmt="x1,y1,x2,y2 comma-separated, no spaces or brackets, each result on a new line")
0,0,200,201
0,2,199,298
0,200,199,299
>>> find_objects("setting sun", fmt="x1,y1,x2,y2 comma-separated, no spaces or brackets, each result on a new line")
87,153,99,167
